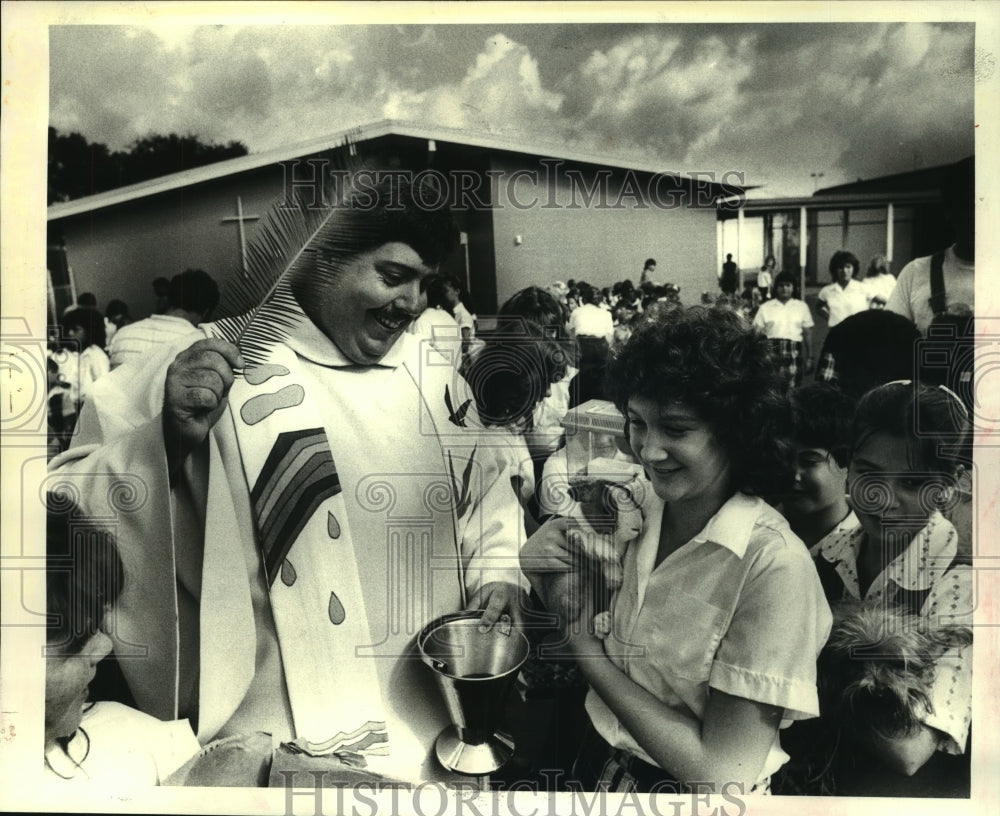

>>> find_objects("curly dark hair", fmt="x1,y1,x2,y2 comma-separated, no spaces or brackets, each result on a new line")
606,306,795,499
462,338,567,427
499,285,568,333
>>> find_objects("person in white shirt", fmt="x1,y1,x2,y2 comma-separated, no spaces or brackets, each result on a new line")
779,383,858,549
886,157,975,335
753,272,814,390
108,269,219,369
408,274,462,364
568,283,614,345
60,307,110,431
802,382,973,796
758,255,776,301
816,251,868,328
438,274,478,360
50,175,525,784
521,307,831,793
861,254,897,309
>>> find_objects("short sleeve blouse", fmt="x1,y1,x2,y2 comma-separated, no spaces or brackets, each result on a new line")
585,491,833,782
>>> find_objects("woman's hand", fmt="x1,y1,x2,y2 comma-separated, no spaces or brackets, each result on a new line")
522,516,613,656
521,516,598,629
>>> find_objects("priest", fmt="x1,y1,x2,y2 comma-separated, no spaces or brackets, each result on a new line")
50,172,527,783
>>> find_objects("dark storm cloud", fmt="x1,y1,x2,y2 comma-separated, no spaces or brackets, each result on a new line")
48,22,975,196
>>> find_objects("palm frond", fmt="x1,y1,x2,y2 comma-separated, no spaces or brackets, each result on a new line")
213,131,369,367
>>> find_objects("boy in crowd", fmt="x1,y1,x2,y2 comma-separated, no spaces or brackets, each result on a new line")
781,383,859,549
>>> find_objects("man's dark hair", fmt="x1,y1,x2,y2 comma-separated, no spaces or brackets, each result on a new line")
316,170,457,270
105,299,129,320
168,269,220,319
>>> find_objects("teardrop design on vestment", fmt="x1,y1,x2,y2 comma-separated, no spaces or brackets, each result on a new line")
328,591,346,625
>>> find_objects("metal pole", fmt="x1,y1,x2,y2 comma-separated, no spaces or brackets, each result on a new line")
886,203,895,265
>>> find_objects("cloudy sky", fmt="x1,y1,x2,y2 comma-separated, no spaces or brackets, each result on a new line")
48,18,977,198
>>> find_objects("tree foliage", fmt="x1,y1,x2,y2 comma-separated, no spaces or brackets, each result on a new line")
48,127,249,204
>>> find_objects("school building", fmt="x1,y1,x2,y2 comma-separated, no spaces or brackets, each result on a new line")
46,120,743,323
716,158,968,294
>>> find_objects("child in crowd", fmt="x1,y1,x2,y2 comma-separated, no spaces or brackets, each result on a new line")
491,285,574,469
408,274,462,364
441,274,479,361
60,307,110,411
752,271,814,391
758,255,776,301
44,492,199,785
461,311,568,533
46,357,71,459
816,251,868,328
780,383,858,548
862,254,896,309
806,381,972,794
521,307,832,793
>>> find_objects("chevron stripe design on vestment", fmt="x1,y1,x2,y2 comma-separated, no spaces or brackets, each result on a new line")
250,427,342,586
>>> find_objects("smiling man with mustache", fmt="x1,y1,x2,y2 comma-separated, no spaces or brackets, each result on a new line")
51,172,527,784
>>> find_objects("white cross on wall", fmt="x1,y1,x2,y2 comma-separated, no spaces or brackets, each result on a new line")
221,196,260,275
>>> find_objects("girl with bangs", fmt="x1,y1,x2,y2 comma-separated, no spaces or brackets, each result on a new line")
521,307,831,793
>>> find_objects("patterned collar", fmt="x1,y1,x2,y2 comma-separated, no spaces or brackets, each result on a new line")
815,510,958,600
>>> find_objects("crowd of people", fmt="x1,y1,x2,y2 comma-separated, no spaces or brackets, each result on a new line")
46,270,220,458
41,166,975,797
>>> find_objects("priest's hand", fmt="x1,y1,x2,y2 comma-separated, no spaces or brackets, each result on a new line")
163,337,244,479
467,581,528,632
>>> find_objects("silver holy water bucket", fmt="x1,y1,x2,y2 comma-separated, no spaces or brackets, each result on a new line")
417,610,530,776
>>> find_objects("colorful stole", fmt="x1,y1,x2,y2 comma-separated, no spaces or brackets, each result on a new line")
222,338,389,757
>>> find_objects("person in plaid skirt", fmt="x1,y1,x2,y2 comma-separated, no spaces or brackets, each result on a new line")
752,272,814,391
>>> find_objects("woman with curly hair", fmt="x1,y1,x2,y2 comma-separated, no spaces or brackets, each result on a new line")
520,306,832,793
